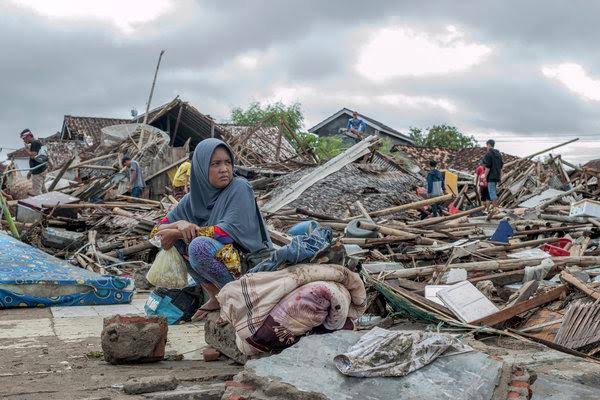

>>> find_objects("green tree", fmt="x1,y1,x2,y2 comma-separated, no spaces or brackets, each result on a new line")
408,124,476,150
230,102,349,161
230,101,304,132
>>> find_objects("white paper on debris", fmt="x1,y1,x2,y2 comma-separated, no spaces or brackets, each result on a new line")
436,281,499,323
334,327,472,378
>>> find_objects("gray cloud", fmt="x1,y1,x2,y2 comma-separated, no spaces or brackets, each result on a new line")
1,0,599,162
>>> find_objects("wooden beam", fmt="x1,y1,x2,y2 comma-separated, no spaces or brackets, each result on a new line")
471,285,567,327
145,156,188,182
48,156,75,192
561,271,600,301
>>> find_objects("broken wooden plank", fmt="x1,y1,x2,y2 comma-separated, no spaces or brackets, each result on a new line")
48,157,76,192
561,271,600,301
506,280,539,307
471,285,567,327
261,136,378,213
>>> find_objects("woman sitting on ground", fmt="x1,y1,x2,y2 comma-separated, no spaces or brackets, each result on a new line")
151,139,272,321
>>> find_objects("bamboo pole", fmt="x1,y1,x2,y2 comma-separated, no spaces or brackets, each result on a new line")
478,237,562,254
361,193,454,219
0,192,19,239
538,184,584,210
139,49,166,147
505,138,579,167
355,221,417,240
410,205,486,228
379,256,600,279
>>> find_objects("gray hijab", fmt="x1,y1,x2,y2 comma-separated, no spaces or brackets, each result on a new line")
167,138,271,254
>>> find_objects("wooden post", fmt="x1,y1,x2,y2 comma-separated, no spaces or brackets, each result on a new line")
48,156,75,192
171,103,184,146
139,49,166,147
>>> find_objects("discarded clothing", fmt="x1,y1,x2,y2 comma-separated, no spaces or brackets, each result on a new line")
249,226,332,273
0,233,133,308
523,258,555,282
334,328,473,378
217,263,367,355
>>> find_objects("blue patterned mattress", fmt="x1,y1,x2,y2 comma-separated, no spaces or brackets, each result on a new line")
0,233,134,308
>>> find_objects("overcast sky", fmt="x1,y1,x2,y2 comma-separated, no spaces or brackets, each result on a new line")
2,0,600,163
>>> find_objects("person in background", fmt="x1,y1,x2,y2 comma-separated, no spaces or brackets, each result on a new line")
347,111,366,138
122,155,145,198
482,139,504,210
20,129,48,196
426,160,445,217
171,152,192,198
475,160,490,206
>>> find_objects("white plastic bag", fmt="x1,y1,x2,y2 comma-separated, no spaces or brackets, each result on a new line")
145,247,188,289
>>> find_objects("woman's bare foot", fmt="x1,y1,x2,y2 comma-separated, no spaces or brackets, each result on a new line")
191,297,220,321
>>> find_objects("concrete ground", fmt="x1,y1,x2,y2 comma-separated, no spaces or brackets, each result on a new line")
0,295,242,400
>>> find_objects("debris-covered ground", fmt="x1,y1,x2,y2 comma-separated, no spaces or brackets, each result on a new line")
2,117,600,399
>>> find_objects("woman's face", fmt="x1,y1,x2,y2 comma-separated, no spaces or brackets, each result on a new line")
208,146,233,189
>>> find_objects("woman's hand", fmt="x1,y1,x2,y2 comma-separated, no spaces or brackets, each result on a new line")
175,220,201,243
158,229,181,250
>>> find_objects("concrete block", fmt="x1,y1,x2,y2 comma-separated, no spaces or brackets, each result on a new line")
204,312,247,365
101,315,167,364
123,376,178,394
42,227,85,249
243,330,503,400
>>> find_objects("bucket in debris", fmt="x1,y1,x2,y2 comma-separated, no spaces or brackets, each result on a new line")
542,238,572,257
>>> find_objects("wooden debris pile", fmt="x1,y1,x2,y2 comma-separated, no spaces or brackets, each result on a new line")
259,136,600,361
4,128,600,361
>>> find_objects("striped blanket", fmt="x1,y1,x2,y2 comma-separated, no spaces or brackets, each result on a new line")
217,264,367,355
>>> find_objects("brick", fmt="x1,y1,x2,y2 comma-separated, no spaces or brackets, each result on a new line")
512,368,525,376
507,391,523,399
510,380,529,389
101,315,168,364
508,386,529,397
202,347,221,362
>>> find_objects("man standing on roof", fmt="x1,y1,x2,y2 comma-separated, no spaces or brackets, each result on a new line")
122,155,145,198
20,129,48,196
482,139,504,210
347,111,366,139
171,152,192,198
